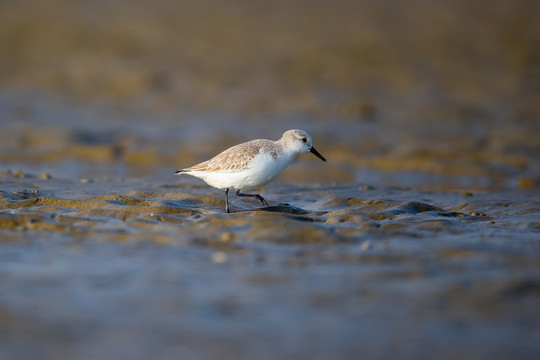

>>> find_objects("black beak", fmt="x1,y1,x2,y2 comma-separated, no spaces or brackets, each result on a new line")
310,146,326,162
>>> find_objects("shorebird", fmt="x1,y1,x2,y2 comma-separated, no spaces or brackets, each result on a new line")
175,129,326,212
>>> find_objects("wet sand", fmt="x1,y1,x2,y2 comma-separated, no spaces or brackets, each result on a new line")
1,171,539,359
1,0,540,359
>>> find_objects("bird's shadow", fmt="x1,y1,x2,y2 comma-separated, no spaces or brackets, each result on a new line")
233,204,310,215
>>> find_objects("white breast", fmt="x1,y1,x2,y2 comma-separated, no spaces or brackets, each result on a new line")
187,150,295,190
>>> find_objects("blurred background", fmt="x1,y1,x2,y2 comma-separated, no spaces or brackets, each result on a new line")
0,0,539,187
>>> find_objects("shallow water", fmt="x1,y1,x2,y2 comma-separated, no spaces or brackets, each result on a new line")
1,0,540,359
1,171,540,359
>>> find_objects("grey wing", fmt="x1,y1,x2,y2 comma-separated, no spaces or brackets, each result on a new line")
180,141,263,172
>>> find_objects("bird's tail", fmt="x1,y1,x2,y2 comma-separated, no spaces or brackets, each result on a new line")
174,170,185,174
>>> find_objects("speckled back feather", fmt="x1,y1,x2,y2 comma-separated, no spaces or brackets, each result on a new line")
179,139,282,173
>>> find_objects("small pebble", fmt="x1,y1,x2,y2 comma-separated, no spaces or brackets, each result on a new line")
40,172,52,180
360,240,372,251
14,170,25,178
468,211,486,216
220,232,235,242
212,252,228,263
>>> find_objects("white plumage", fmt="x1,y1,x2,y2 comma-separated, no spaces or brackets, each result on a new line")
175,129,326,212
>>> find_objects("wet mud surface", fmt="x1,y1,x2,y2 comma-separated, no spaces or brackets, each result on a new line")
1,172,539,360
1,0,540,359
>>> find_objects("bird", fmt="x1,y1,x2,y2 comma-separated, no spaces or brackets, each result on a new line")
175,129,326,213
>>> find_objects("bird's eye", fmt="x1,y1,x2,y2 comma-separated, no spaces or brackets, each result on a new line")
302,138,307,143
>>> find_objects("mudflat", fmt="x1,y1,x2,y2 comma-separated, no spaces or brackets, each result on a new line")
1,171,539,360
1,1,539,359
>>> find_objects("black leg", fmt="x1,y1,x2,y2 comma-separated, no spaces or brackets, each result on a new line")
225,188,230,213
235,190,269,207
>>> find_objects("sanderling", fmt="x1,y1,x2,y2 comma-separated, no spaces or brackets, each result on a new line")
175,129,326,213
